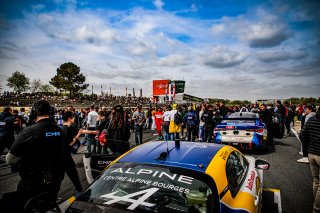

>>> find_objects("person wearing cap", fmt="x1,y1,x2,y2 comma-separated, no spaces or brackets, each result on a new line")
299,108,320,213
132,106,146,146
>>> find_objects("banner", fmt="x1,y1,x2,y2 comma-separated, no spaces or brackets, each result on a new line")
171,81,185,94
153,80,170,96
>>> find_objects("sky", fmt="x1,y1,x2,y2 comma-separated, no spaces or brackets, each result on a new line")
0,0,319,101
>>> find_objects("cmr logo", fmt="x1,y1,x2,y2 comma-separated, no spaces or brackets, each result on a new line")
46,132,61,137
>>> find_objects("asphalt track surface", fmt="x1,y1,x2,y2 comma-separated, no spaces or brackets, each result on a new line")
0,128,314,213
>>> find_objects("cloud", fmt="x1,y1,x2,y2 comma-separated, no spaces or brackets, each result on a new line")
154,0,165,10
127,40,155,56
269,60,320,78
75,25,116,44
211,10,292,48
0,41,31,58
256,50,308,62
156,54,190,67
36,12,117,45
201,46,248,68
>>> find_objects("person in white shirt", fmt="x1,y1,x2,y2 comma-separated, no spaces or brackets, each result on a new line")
162,106,172,141
86,105,98,153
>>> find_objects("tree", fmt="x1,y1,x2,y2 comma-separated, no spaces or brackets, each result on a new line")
7,71,30,94
39,84,54,93
30,78,42,93
50,62,89,97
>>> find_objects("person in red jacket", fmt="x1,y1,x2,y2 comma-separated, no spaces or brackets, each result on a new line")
155,107,164,140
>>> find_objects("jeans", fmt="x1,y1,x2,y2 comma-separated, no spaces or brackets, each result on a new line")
204,127,214,142
309,153,320,213
135,125,143,145
285,117,291,134
187,126,196,142
199,125,205,142
87,134,96,153
164,132,170,141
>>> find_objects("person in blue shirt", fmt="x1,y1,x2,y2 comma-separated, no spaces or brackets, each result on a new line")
184,106,198,142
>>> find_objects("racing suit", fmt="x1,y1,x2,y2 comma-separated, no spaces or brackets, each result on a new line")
155,111,164,139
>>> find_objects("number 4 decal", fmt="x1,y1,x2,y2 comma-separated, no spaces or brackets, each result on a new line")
100,187,159,210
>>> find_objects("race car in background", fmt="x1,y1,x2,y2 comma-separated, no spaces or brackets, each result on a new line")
214,112,269,150
62,141,270,213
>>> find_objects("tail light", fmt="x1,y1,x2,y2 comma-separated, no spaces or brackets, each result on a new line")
214,128,226,131
246,128,263,133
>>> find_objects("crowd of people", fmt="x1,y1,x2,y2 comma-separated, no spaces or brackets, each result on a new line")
0,99,319,212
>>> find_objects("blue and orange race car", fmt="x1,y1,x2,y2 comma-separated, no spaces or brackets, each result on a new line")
62,141,269,213
214,112,269,150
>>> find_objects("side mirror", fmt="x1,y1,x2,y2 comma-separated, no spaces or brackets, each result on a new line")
255,159,270,170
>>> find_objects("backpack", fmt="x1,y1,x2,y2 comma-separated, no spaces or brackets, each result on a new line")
174,112,183,125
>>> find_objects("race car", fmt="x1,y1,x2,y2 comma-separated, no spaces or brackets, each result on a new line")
214,112,268,150
62,141,270,213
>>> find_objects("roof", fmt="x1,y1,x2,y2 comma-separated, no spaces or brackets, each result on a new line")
117,141,224,172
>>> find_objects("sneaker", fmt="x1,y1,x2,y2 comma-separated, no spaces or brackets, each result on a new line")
297,157,309,163
299,151,303,155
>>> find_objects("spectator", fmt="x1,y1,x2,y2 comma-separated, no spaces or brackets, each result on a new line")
185,106,198,142
201,105,215,142
108,105,130,154
61,111,83,193
87,105,98,153
2,100,65,212
219,101,234,117
259,104,274,145
155,107,164,140
284,102,293,136
299,108,320,213
297,106,317,163
132,106,145,146
96,110,108,154
162,105,172,141
169,104,182,140
0,107,15,163
198,105,206,142
275,100,286,138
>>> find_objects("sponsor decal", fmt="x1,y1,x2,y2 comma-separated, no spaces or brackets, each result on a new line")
45,132,61,137
110,168,193,185
98,161,113,165
0,122,6,126
101,187,158,210
219,150,229,160
246,171,256,191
